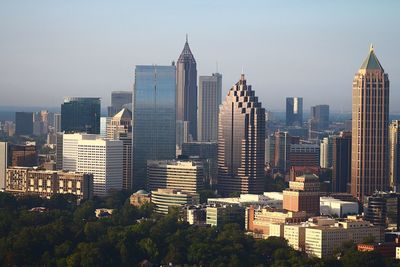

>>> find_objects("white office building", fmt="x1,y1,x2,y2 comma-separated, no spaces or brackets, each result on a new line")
62,133,123,196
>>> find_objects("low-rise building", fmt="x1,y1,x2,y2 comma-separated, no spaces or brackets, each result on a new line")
246,206,307,239
183,205,207,225
206,204,244,227
304,216,382,258
5,167,93,199
320,197,359,217
151,188,199,215
130,190,151,207
357,243,397,258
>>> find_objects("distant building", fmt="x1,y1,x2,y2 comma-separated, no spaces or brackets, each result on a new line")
5,167,93,199
351,46,389,200
151,188,199,214
108,91,132,117
198,73,222,142
310,105,329,130
332,132,351,193
15,112,33,136
176,36,198,145
99,117,111,138
0,142,7,190
9,144,37,167
283,173,320,215
320,137,333,169
62,133,123,196
265,134,275,167
389,120,400,191
286,97,303,126
181,141,218,185
133,65,176,190
147,160,204,194
289,144,320,168
274,131,293,171
218,74,265,195
61,97,101,134
54,113,61,133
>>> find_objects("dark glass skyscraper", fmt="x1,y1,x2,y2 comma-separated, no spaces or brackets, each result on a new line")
176,36,197,145
108,91,132,116
133,65,176,190
310,104,329,130
15,112,33,135
218,74,265,195
286,97,303,126
61,97,101,134
332,132,351,193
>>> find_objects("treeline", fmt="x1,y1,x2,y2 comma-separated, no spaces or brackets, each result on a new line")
0,192,398,267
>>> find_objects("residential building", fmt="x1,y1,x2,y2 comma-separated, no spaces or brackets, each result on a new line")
198,73,222,142
15,112,33,136
176,36,198,145
286,97,303,126
218,74,265,195
61,97,101,134
151,188,199,214
5,167,93,199
133,65,176,190
332,132,351,193
351,45,389,200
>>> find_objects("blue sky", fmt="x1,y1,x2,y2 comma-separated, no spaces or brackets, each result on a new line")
0,0,399,112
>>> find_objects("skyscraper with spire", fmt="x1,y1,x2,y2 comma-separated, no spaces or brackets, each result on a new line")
176,35,198,146
351,45,389,200
217,74,265,195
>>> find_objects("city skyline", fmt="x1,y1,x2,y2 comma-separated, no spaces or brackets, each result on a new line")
0,1,399,111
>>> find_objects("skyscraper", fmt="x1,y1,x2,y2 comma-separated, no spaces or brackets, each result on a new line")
198,73,222,142
351,45,389,200
61,97,100,134
107,108,133,190
389,120,400,190
286,97,303,126
133,65,176,190
310,105,330,130
176,36,197,145
15,112,33,136
54,113,61,133
218,74,265,195
320,136,333,169
332,132,351,193
107,91,132,116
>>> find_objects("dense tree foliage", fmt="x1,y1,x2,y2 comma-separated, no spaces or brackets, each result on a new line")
0,192,399,266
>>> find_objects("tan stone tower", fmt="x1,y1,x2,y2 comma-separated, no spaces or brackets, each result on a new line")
217,74,265,195
351,45,389,200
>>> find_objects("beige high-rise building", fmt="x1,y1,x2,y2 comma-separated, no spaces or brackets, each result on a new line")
389,120,400,190
217,74,265,195
351,45,389,200
107,108,133,190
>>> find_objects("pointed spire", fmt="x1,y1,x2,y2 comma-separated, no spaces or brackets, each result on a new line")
186,33,188,43
178,34,196,63
360,44,384,71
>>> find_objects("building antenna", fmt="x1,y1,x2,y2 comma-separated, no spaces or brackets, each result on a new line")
186,33,188,43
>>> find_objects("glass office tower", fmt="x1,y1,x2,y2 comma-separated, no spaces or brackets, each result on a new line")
61,97,101,134
133,65,176,190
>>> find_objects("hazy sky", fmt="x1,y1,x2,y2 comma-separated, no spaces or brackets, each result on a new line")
0,0,399,112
